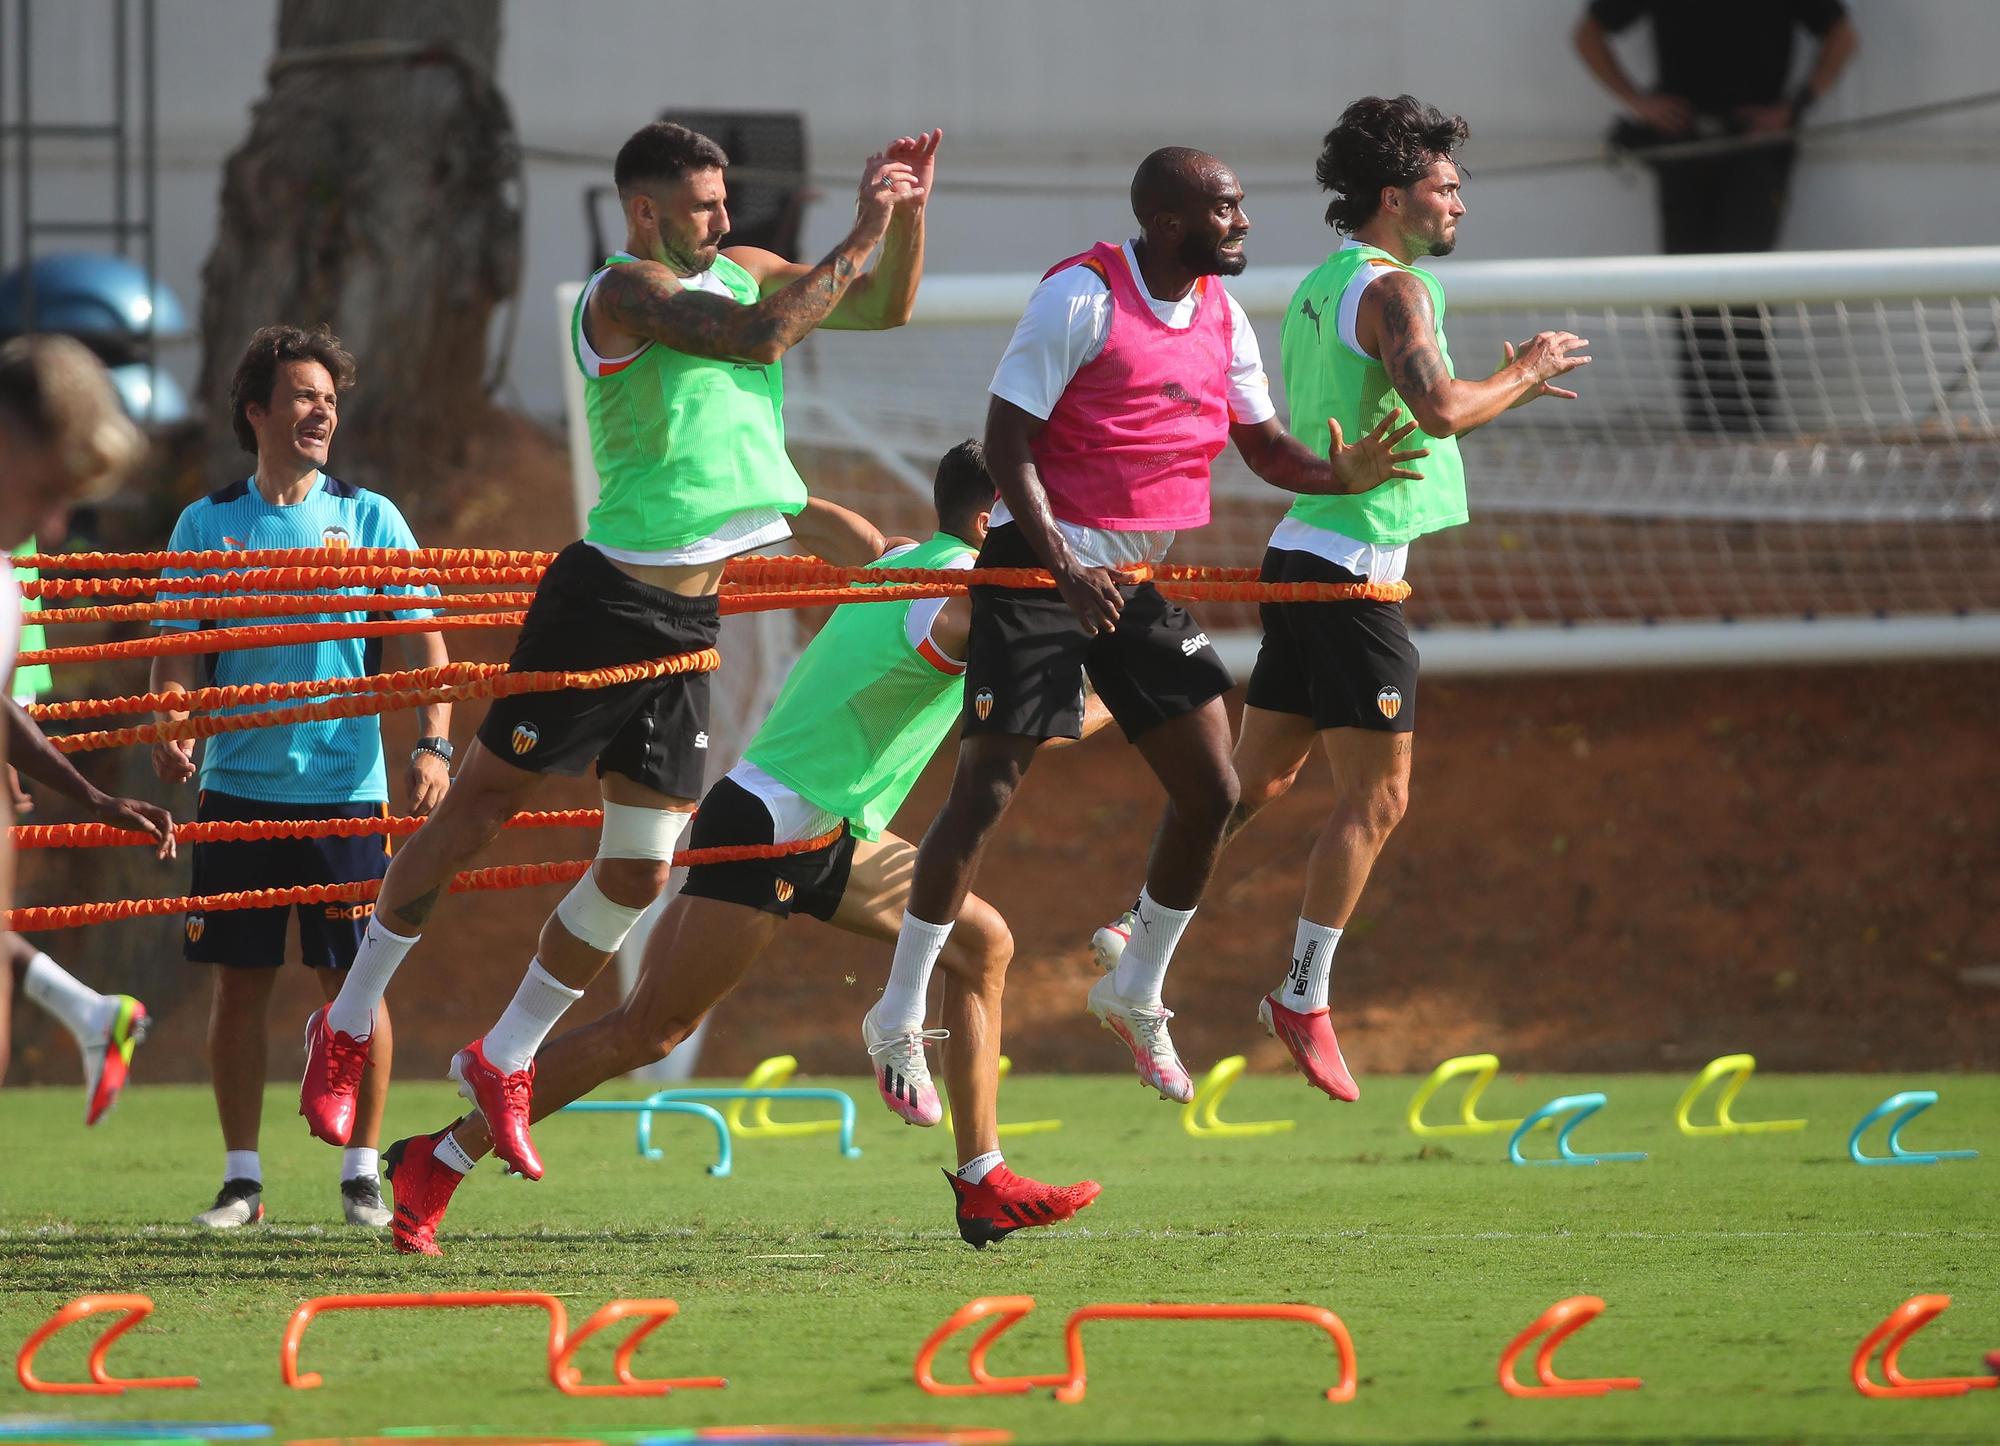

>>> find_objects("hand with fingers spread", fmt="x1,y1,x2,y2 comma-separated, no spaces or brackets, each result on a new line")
1052,560,1124,637
1503,332,1591,406
1327,411,1431,495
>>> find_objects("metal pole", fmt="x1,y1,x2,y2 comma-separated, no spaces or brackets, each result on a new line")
140,0,157,419
113,0,129,260
16,0,31,329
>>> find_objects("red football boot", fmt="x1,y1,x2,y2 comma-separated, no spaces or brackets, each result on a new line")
298,1006,371,1145
1257,993,1360,1102
383,1132,466,1257
945,1164,1102,1249
449,1038,542,1181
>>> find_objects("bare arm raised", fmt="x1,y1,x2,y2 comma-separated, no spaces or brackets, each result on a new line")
589,150,925,367
1358,270,1589,439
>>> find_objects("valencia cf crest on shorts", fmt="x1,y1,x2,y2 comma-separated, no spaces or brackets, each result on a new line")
1376,686,1403,720
774,878,795,904
185,915,205,943
321,525,351,550
510,721,540,756
974,688,994,722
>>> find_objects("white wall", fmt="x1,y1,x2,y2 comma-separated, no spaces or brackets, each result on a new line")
9,0,1996,418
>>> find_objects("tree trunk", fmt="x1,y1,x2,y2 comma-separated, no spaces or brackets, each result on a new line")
196,0,521,523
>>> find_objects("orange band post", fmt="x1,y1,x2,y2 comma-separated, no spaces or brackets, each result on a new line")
913,1296,1356,1404
1851,1294,1999,1398
1497,1296,1642,1398
15,1294,200,1395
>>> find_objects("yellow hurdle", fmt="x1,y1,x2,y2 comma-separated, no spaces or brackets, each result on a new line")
722,1055,839,1139
1673,1053,1807,1137
1406,1053,1530,1137
942,1056,1064,1137
1182,1055,1295,1138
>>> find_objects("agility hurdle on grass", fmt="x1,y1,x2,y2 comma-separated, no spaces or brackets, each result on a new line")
724,1055,842,1138
280,1290,726,1397
1509,1092,1645,1166
1673,1053,1806,1137
15,1295,199,1396
942,1055,1064,1137
639,1086,860,1162
1847,1090,1978,1166
1182,1055,1295,1138
1406,1053,1531,1137
558,1097,733,1175
1497,1296,1642,1398
1850,1294,1998,1398
913,1295,1355,1403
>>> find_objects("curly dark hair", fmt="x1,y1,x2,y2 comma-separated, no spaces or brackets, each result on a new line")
227,324,355,456
1316,95,1469,234
615,121,730,195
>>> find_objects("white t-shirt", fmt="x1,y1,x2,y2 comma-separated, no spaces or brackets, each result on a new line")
0,569,20,689
987,241,1275,569
577,253,792,569
1265,238,1411,584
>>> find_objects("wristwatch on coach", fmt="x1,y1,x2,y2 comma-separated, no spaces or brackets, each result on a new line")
411,735,454,764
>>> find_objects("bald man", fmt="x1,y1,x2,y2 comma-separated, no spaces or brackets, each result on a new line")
867,147,1425,1120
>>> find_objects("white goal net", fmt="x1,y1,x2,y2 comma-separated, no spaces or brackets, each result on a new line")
779,246,2000,670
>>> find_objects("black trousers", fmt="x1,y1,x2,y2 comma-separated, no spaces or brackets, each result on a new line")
1652,141,1798,434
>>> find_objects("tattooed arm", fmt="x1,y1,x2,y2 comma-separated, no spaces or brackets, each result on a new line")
589,152,922,366
1357,270,1590,438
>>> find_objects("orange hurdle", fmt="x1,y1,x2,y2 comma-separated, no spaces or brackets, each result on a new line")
280,1290,725,1397
15,1294,200,1395
1497,1296,1642,1398
914,1294,1356,1404
1851,1294,1999,1399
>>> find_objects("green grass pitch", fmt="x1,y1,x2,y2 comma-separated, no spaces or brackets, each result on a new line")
2,1072,1994,1444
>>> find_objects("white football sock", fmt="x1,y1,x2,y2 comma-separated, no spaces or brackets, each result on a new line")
956,1150,1004,1184
21,951,107,1041
341,1146,379,1183
435,1129,479,1176
326,916,418,1037
1112,887,1195,1006
875,911,954,1033
480,958,584,1074
1278,917,1342,1013
224,1149,262,1186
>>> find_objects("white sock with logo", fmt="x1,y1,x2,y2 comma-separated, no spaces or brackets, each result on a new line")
956,1150,1004,1184
21,951,110,1042
480,958,585,1074
876,912,954,1034
326,915,418,1037
341,1146,379,1183
224,1149,262,1186
1111,887,1195,1006
435,1129,479,1176
1278,917,1341,1013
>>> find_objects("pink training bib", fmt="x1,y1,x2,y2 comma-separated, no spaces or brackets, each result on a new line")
1030,242,1236,532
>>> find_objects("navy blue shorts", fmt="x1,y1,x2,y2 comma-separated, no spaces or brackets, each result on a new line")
183,790,392,970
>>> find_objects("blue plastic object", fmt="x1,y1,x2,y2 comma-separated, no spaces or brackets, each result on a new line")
0,1426,269,1441
1848,1089,1978,1166
107,362,191,424
1509,1091,1647,1166
638,1087,862,1162
0,252,190,343
559,1098,733,1176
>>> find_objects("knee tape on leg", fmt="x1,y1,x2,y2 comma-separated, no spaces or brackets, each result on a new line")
554,872,648,954
597,800,692,862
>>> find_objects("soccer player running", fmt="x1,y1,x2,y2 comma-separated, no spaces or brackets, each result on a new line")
384,443,1104,1254
0,336,167,1125
874,148,1425,1111
303,121,940,1181
151,326,451,1229
1096,97,1591,1101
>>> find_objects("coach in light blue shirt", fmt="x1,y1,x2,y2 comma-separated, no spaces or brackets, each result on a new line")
148,324,452,1233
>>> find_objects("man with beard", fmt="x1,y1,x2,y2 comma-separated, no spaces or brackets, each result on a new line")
867,147,1426,1111
1098,98,1591,1103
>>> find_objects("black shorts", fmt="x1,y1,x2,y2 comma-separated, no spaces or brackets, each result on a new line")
1244,546,1419,733
678,775,855,921
477,541,719,801
183,791,391,970
961,523,1233,742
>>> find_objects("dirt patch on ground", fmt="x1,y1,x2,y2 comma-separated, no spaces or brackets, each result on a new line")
10,414,1996,1088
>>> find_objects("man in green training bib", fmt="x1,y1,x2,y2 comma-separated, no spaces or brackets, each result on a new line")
382,443,1109,1255
308,119,942,1185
